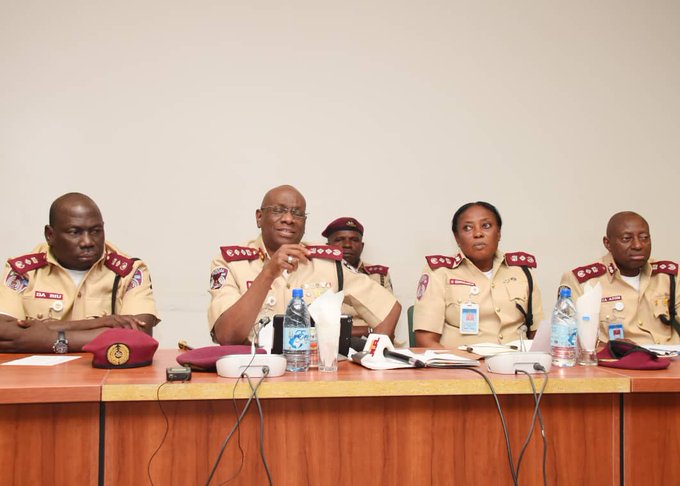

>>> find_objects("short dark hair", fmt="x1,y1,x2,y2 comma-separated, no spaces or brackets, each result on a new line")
451,201,502,235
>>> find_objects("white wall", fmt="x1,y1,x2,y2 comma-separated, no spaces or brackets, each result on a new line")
1,1,679,348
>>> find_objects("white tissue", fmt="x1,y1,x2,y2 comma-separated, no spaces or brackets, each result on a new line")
576,282,602,352
309,290,344,366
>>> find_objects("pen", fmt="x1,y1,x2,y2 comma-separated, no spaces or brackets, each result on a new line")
384,349,426,368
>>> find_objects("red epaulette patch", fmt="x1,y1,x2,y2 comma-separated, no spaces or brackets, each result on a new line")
8,252,47,275
652,261,679,276
505,252,537,268
426,254,462,270
307,245,343,261
105,253,135,277
220,246,262,262
572,263,607,283
364,265,389,276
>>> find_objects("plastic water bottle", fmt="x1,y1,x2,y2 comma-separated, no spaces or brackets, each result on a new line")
283,288,311,372
550,287,578,367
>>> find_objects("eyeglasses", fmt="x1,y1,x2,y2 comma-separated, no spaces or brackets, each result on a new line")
260,206,308,220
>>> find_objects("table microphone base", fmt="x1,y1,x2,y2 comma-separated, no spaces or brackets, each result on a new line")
216,354,287,378
486,352,552,374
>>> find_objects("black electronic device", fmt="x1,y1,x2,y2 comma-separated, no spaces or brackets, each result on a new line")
272,315,353,356
166,366,192,381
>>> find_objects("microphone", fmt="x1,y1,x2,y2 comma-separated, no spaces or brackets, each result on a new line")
518,324,528,352
383,348,426,368
251,316,271,354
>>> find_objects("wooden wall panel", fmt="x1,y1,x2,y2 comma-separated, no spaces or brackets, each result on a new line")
624,393,680,485
105,393,619,486
0,402,99,486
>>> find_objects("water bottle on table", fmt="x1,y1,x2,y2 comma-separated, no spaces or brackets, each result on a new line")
283,288,311,372
550,287,577,367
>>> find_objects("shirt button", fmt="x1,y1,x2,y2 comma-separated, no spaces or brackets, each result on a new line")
498,334,503,340
491,283,495,289
638,320,643,326
77,292,82,298
495,308,501,313
37,313,43,319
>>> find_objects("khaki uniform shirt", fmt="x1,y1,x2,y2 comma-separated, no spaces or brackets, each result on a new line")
560,253,680,345
342,261,394,328
0,242,159,321
208,235,398,337
413,251,544,348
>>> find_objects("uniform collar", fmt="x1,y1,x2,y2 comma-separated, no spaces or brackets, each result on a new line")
253,234,270,260
460,250,504,274
603,252,652,283
40,241,114,271
252,233,310,262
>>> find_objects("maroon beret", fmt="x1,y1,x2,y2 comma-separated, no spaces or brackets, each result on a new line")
83,329,159,369
321,217,364,238
177,345,266,371
596,341,671,370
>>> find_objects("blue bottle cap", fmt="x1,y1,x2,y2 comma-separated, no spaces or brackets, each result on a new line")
559,287,572,298
292,288,303,298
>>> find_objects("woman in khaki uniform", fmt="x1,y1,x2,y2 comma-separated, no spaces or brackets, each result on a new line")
413,202,543,349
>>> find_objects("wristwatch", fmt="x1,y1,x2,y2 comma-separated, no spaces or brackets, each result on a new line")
52,331,69,354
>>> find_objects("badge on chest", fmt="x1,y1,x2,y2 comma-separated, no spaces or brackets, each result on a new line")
459,302,480,335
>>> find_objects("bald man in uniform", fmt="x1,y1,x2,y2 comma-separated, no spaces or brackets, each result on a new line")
0,193,160,353
560,211,680,345
209,185,401,344
322,217,394,337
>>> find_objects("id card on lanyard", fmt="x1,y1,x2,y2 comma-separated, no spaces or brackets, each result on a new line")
460,302,480,334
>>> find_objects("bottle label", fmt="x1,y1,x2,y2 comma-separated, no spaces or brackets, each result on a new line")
283,327,310,351
550,319,577,347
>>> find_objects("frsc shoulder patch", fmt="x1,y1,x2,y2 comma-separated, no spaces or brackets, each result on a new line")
8,252,47,275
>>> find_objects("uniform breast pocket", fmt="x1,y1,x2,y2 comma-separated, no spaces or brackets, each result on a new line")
22,295,57,320
651,293,671,319
446,285,474,308
84,298,111,318
505,280,528,304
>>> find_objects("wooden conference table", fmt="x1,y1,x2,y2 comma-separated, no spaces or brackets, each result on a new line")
0,350,677,486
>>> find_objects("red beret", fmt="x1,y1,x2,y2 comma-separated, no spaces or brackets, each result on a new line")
321,217,364,238
83,329,159,369
177,345,266,371
596,341,671,370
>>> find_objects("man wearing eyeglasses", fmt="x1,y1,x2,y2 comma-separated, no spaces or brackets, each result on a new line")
559,211,680,345
208,185,401,345
322,217,394,337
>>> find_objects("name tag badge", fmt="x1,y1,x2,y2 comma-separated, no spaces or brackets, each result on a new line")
608,323,624,341
460,303,480,335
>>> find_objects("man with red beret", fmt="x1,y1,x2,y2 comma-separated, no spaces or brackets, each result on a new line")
322,217,394,337
0,193,160,353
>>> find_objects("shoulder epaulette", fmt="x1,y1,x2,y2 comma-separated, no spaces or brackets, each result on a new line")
505,252,537,268
426,254,462,270
363,265,389,276
652,261,679,276
307,245,343,261
105,252,135,277
220,246,262,262
8,252,47,275
572,262,607,283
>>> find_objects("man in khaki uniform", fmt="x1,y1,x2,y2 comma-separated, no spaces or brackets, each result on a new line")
0,193,159,353
322,217,393,337
560,211,680,345
413,201,543,349
209,185,401,345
